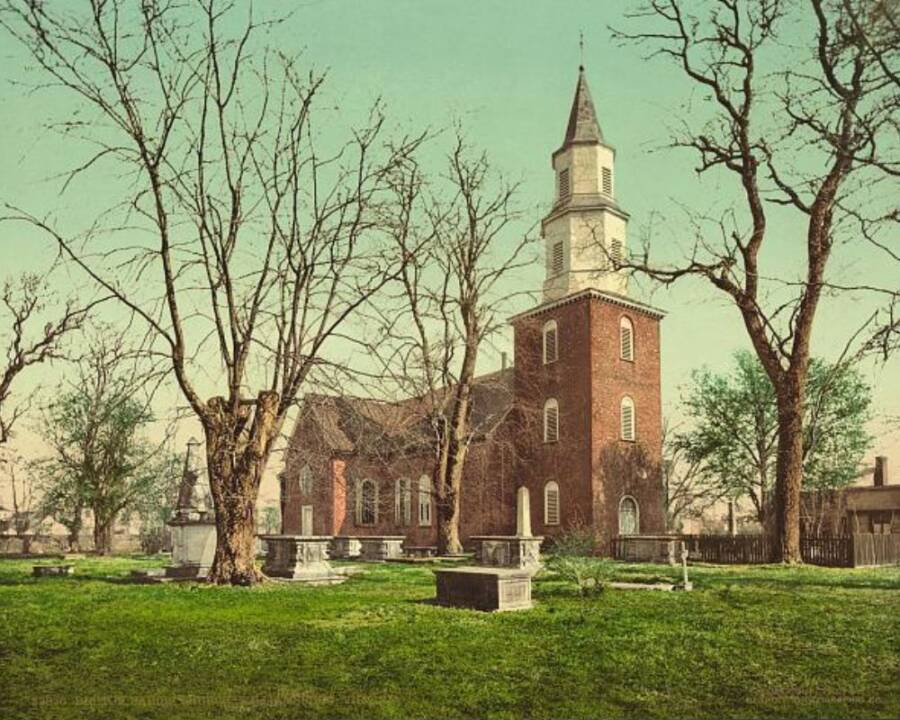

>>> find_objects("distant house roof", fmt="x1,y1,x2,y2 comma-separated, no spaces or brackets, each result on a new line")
292,368,515,457
844,485,900,512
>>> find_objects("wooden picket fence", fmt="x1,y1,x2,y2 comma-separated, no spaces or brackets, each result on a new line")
680,534,773,564
612,533,900,567
799,535,853,567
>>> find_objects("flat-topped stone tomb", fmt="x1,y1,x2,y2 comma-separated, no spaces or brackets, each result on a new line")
358,536,405,562
259,535,345,585
434,567,533,612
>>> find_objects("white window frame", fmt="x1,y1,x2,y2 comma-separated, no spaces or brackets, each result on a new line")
395,477,412,527
543,398,559,444
544,481,560,526
298,465,313,495
542,320,558,364
418,475,432,527
357,479,377,526
618,495,640,536
620,395,636,442
619,316,634,362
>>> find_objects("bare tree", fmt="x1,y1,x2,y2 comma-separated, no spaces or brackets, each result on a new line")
0,450,44,553
374,134,532,554
612,0,899,561
3,1,426,583
1,273,92,447
661,419,723,531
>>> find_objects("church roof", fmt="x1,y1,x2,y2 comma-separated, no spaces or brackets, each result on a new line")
292,368,515,456
562,66,604,147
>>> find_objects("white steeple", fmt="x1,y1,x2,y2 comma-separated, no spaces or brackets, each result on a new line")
541,66,629,302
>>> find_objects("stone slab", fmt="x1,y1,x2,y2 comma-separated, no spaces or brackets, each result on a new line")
330,536,362,559
259,535,346,584
608,581,676,591
470,535,543,573
32,565,74,577
434,567,533,612
358,536,405,562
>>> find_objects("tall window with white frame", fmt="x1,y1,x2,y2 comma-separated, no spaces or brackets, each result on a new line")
544,398,559,443
620,396,636,442
395,477,411,527
619,316,634,361
357,479,377,525
542,319,558,364
298,465,313,495
418,475,432,527
544,481,560,526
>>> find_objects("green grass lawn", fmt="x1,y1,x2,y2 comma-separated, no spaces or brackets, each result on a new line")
1,556,898,720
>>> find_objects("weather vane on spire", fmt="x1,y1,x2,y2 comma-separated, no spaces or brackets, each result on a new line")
579,30,585,69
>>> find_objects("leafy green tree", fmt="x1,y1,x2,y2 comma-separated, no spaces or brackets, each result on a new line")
677,351,872,528
37,335,175,554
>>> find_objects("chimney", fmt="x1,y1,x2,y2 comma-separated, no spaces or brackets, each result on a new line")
501,352,508,371
874,456,888,487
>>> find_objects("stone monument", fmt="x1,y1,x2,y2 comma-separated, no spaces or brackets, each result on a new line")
358,536,406,562
258,535,346,584
469,486,543,574
165,438,216,580
434,486,539,612
330,536,362,559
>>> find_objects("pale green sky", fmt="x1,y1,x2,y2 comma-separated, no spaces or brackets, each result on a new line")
0,1,897,503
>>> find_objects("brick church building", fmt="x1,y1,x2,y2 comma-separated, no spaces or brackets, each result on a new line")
280,66,666,551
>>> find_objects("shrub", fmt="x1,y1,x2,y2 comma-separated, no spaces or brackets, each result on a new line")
546,521,596,557
545,555,608,596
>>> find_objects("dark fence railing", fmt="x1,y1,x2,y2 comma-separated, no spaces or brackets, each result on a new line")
612,533,900,567
799,535,852,567
680,534,774,564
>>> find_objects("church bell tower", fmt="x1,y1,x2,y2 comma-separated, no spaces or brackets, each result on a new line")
542,66,629,302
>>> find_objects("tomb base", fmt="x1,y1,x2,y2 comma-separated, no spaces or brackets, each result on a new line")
259,535,345,584
434,567,533,612
469,535,543,574
358,536,405,562
330,536,362,559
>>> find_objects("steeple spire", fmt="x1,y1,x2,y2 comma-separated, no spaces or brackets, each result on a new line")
562,66,604,147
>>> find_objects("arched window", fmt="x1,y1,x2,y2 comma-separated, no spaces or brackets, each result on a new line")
357,479,377,526
395,477,411,527
544,481,560,526
543,398,559,443
542,320,558,364
418,475,432,527
620,396,635,441
298,465,313,495
619,496,640,535
619,316,634,361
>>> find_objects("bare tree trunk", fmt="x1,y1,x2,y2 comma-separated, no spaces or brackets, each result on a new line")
206,459,262,586
774,384,805,563
203,394,279,585
67,526,81,553
93,517,113,555
436,444,467,556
